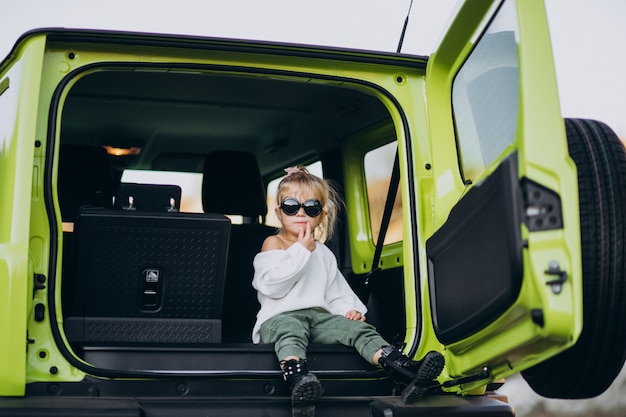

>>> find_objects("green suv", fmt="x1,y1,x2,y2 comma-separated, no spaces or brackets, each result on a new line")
1,0,625,415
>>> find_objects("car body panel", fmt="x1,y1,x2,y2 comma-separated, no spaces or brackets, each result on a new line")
0,35,47,396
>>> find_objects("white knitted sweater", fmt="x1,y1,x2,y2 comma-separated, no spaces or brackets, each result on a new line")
251,241,367,343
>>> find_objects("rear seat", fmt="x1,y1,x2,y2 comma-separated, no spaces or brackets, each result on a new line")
64,207,230,345
58,144,114,224
202,151,277,342
58,145,115,319
60,158,231,346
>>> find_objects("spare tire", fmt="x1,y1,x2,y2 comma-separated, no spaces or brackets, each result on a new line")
521,118,626,398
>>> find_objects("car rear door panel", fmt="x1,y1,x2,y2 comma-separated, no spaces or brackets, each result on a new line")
427,154,524,345
424,0,581,389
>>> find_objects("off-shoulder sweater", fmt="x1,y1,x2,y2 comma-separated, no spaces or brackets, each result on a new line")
251,241,367,343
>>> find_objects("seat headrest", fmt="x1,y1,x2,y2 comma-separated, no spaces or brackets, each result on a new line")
202,151,267,219
58,145,113,222
114,183,181,212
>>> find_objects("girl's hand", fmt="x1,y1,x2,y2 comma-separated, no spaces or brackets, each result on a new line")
298,222,316,252
345,310,366,322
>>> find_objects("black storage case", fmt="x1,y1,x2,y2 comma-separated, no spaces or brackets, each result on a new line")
65,208,230,345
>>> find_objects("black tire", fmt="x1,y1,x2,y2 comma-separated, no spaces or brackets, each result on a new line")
521,118,626,399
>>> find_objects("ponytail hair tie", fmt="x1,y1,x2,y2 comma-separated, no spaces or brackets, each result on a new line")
284,167,300,176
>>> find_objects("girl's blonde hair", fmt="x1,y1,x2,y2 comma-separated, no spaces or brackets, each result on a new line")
276,166,342,242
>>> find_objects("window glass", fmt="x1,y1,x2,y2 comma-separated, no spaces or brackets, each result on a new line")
265,161,323,228
0,78,11,157
452,0,519,182
364,141,402,244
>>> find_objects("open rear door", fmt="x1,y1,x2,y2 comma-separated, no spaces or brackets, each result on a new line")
424,0,583,392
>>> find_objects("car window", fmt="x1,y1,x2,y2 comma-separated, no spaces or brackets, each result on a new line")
0,78,9,135
364,141,402,245
452,0,519,183
265,161,323,228
0,79,9,235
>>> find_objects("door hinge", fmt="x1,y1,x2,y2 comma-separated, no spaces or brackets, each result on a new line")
545,260,568,294
33,273,46,292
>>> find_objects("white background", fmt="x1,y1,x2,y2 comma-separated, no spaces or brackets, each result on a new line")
1,0,626,139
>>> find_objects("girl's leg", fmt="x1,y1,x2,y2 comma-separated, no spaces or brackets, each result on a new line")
308,309,445,404
259,311,311,361
307,309,388,364
259,310,323,416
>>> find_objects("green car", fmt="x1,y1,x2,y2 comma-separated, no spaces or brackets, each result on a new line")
1,0,625,415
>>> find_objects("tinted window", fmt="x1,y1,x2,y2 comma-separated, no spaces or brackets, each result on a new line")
365,141,402,245
452,0,519,182
0,78,10,158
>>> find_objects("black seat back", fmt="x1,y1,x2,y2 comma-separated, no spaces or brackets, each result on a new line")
58,144,114,222
203,151,276,342
58,145,114,318
65,208,230,346
60,150,230,346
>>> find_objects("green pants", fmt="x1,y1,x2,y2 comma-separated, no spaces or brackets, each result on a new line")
259,308,389,365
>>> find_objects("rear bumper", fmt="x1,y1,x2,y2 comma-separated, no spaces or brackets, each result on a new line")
0,394,514,417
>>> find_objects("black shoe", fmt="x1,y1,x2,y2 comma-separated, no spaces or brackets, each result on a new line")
379,346,445,403
379,345,419,383
282,359,324,417
401,351,445,404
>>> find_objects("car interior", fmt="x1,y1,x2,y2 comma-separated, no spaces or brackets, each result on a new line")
50,65,408,393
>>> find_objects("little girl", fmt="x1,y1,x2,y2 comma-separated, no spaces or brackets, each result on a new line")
252,166,444,415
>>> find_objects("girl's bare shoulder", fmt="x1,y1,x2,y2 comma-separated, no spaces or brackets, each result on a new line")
261,234,284,252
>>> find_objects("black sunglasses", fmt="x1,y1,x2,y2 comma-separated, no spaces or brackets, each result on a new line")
280,197,323,217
